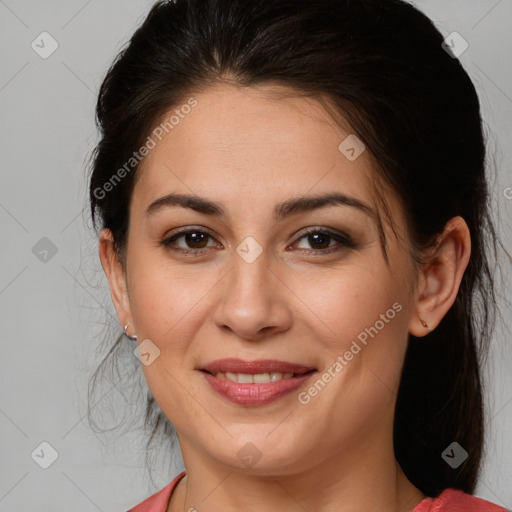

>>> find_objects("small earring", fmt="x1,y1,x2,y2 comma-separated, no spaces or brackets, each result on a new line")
420,319,429,330
123,323,138,342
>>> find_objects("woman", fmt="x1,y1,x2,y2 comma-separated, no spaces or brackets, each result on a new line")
88,0,510,510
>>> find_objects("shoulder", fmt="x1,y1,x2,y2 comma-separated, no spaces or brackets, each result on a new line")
126,471,186,512
412,488,509,512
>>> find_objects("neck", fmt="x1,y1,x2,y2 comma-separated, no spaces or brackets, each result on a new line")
171,435,426,512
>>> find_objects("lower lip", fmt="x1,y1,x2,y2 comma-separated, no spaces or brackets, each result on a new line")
201,371,315,406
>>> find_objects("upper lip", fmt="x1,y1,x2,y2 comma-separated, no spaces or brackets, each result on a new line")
200,358,316,375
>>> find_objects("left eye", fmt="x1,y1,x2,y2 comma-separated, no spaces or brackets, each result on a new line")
292,229,354,252
296,232,333,250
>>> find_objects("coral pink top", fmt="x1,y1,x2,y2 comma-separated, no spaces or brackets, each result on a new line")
127,471,509,512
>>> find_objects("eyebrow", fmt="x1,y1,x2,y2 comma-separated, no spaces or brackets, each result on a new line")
145,192,376,222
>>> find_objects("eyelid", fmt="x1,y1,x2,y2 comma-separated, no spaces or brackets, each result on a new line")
163,225,220,240
292,225,351,241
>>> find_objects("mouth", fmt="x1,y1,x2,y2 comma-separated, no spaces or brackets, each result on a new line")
198,358,317,406
202,371,307,383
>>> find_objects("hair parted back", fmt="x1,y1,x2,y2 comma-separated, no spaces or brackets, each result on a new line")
88,0,509,496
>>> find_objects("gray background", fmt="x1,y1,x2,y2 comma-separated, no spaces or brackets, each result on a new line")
0,1,511,510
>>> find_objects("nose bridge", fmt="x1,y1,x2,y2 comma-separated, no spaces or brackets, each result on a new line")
228,247,273,310
227,231,271,299
213,243,292,339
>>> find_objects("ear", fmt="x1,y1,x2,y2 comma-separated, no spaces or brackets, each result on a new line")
409,216,471,337
98,228,133,330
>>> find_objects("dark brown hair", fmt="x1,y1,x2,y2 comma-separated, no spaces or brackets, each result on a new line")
87,0,509,496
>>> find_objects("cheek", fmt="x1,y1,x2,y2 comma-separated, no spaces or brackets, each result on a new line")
127,253,214,341
294,262,411,402
291,263,404,349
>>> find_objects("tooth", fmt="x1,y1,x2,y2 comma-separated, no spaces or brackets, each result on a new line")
225,372,238,383
253,373,271,383
217,372,294,382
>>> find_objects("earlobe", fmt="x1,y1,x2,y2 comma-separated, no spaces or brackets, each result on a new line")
98,228,132,327
420,318,430,330
409,216,471,338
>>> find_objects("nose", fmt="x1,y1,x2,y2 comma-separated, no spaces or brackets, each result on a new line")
213,251,293,342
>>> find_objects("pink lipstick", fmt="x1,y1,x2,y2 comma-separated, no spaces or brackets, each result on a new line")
199,358,316,406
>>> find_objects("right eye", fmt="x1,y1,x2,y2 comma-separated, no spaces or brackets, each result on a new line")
160,228,222,255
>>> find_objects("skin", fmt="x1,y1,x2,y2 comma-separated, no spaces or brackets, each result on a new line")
99,83,471,512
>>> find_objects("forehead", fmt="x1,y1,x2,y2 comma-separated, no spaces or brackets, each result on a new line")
133,83,377,208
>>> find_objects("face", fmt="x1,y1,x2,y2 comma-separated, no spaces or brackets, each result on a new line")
104,83,422,475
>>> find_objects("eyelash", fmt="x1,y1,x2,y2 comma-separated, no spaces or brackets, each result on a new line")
159,227,357,256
